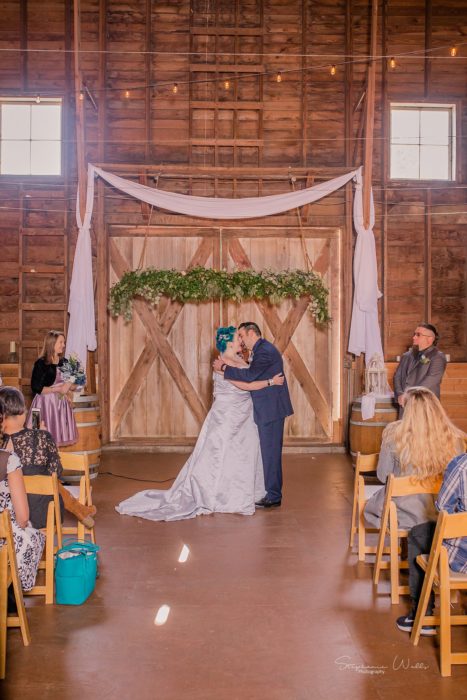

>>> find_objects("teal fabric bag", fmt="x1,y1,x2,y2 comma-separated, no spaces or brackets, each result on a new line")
55,539,100,605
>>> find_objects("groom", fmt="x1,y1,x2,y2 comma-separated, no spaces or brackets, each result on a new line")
213,322,293,508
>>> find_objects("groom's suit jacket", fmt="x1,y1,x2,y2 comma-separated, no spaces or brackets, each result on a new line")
223,338,294,426
393,345,447,401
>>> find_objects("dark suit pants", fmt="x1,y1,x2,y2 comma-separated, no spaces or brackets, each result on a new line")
257,418,285,502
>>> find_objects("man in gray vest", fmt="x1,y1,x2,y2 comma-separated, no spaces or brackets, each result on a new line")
393,323,447,415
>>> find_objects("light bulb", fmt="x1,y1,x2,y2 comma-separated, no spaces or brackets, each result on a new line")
79,90,84,101
124,89,130,99
172,83,178,94
224,79,230,90
389,57,396,69
330,65,336,76
450,46,457,57
276,71,282,83
35,95,41,104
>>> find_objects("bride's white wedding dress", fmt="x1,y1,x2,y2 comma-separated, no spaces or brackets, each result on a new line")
116,373,266,521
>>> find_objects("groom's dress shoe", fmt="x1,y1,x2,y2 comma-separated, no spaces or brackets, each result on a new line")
255,497,282,508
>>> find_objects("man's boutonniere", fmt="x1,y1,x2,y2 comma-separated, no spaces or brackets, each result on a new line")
420,354,430,365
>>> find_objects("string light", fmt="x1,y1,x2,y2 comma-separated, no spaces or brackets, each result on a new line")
79,90,84,101
35,94,41,104
223,79,230,90
172,82,178,94
124,89,130,99
389,56,397,69
276,71,282,83
330,65,336,76
450,46,458,57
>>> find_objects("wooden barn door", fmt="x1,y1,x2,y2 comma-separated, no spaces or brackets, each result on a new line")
107,225,342,447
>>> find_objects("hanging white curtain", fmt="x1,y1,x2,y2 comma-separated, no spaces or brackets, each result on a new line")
66,163,383,371
92,165,358,219
65,173,97,372
347,169,384,364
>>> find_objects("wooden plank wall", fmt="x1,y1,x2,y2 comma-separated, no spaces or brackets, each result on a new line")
0,0,466,443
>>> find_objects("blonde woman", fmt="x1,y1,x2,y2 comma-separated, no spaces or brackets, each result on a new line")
364,386,466,530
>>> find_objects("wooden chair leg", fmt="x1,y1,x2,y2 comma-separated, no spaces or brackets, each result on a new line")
349,478,359,549
373,524,387,584
0,548,8,680
44,509,55,605
440,554,452,677
390,508,400,604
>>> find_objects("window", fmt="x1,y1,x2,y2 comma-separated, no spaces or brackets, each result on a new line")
0,97,62,176
389,104,456,181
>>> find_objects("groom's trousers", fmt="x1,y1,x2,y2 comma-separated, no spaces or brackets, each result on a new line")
257,418,285,502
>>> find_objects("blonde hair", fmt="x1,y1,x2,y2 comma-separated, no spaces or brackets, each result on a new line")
40,330,65,365
383,387,465,478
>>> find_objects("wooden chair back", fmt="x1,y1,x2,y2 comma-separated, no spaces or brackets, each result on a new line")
411,510,467,676
58,452,96,543
0,510,31,679
374,473,443,603
349,452,379,561
23,472,61,604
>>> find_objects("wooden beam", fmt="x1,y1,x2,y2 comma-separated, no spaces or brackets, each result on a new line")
190,64,264,73
363,0,378,229
96,0,109,442
73,0,87,220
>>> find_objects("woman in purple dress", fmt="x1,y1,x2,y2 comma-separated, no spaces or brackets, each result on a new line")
28,331,78,447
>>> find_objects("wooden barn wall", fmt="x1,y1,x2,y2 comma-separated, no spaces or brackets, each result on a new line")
0,0,466,443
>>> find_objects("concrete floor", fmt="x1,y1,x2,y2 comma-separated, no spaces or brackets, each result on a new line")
2,451,466,699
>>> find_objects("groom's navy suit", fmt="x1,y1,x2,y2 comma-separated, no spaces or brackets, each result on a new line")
223,338,293,502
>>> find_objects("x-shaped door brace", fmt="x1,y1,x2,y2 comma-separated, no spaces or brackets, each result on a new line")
110,235,332,437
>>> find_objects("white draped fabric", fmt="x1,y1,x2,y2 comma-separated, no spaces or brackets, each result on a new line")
347,169,384,364
66,162,383,370
92,165,358,219
65,173,97,372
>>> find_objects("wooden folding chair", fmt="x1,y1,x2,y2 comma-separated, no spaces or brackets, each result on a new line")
411,510,467,676
59,451,96,544
349,452,382,561
373,473,443,603
23,472,62,604
0,510,31,679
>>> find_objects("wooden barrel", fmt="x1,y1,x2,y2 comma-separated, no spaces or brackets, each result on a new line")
61,394,101,480
349,396,398,465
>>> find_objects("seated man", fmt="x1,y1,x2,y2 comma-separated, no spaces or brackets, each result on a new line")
393,323,446,416
396,452,467,636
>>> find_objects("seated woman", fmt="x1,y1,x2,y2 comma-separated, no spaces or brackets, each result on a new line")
0,446,44,595
364,386,465,530
28,330,78,447
0,386,96,530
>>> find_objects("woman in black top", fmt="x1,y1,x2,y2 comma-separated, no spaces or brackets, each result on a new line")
1,386,96,529
28,330,78,447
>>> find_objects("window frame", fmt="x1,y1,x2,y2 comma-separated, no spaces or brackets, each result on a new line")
0,96,64,180
388,101,459,183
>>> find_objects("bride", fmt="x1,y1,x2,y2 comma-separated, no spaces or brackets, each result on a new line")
116,326,284,521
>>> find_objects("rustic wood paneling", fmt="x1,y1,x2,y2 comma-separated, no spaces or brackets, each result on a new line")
0,0,465,438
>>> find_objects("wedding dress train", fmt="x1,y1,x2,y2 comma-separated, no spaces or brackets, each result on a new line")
116,374,265,521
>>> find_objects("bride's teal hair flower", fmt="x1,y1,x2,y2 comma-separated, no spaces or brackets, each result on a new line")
216,326,237,352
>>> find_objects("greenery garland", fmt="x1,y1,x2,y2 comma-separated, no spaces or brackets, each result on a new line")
109,267,330,324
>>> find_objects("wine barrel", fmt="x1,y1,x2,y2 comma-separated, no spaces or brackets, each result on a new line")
349,396,398,465
61,394,101,481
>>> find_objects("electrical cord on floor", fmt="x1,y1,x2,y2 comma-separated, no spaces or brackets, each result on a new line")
98,471,176,483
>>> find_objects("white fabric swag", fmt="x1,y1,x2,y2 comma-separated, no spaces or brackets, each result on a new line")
66,163,382,370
